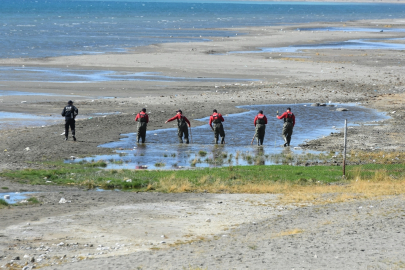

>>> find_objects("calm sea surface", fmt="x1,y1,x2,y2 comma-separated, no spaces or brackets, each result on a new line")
1,0,405,59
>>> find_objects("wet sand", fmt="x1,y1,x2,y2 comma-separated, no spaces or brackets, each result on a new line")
1,19,405,269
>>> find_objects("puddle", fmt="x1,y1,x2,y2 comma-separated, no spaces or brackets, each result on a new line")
0,67,256,83
1,192,35,204
69,103,389,170
0,90,79,97
0,111,63,130
230,38,405,53
300,27,405,33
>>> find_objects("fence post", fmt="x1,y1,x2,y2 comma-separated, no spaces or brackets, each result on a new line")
343,119,347,177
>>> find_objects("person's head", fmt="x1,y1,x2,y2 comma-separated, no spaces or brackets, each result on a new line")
68,100,73,105
141,108,146,112
259,110,263,114
213,109,217,113
176,109,182,114
287,107,291,112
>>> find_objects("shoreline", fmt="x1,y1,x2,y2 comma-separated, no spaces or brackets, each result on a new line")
1,19,405,170
1,18,405,269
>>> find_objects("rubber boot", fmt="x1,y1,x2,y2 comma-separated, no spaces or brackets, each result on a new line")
185,138,189,144
260,139,263,145
221,137,225,144
215,138,218,144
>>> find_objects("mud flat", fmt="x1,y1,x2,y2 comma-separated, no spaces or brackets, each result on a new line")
1,19,405,269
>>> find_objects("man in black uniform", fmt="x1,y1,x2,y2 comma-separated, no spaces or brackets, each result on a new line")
135,108,149,143
61,100,79,141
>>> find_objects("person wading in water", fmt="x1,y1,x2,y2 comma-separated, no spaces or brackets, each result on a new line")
254,110,267,146
135,108,149,143
209,109,225,144
277,107,295,147
165,109,191,144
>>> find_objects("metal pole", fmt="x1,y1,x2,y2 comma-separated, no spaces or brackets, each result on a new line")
343,119,347,176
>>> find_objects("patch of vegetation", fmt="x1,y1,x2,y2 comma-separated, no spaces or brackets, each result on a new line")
198,150,207,157
27,197,40,204
1,187,9,190
154,162,165,167
0,199,9,207
1,158,405,207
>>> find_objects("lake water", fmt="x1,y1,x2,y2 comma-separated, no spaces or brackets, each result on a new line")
70,103,389,169
1,0,405,59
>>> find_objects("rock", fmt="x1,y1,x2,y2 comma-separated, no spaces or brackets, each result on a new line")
125,179,132,183
59,198,67,204
205,218,211,223
4,195,10,200
70,156,76,160
311,103,320,106
22,266,31,270
13,256,20,260
336,108,348,111
24,147,30,151
319,103,327,106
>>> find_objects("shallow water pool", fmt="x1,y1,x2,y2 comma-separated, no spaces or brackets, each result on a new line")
70,103,389,170
1,192,34,204
230,37,405,53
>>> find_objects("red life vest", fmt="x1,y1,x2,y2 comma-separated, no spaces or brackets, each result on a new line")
139,112,147,122
256,114,266,124
212,113,222,123
284,112,293,123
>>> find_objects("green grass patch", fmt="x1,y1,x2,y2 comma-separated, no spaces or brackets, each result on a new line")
1,161,405,193
27,197,40,204
0,199,9,207
1,187,9,190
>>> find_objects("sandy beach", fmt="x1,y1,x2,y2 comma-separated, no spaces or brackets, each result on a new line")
1,18,405,269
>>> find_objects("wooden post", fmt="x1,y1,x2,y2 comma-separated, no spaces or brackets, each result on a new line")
343,119,347,176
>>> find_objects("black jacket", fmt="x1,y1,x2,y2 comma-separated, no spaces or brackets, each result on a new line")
62,105,78,120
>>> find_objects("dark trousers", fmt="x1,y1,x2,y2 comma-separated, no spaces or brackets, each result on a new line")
65,119,75,137
178,125,189,144
137,122,147,143
282,122,293,145
213,123,225,144
255,124,266,145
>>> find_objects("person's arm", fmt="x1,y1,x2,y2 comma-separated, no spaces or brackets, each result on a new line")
146,114,149,124
264,115,268,125
219,114,225,122
253,116,257,127
277,112,287,120
135,113,139,122
61,107,66,117
74,107,78,119
292,114,295,126
184,116,191,127
165,115,178,123
209,116,213,129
